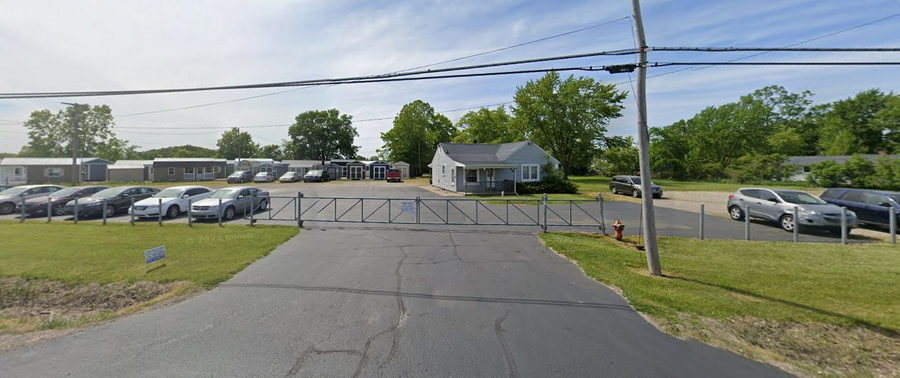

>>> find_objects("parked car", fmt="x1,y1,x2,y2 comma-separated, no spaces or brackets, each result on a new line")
278,171,300,183
191,186,269,220
130,185,213,219
819,188,900,228
15,186,108,217
726,188,857,233
303,170,329,182
0,185,64,214
253,171,275,183
608,175,663,198
227,170,252,184
64,186,159,218
386,169,402,183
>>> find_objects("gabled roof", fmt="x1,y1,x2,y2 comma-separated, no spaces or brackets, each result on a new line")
787,154,899,166
391,161,410,165
0,157,110,166
108,160,153,169
154,158,226,163
438,141,558,166
282,160,322,168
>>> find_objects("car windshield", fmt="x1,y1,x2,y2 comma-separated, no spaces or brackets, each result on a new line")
889,194,900,204
49,187,83,198
775,191,826,205
229,171,246,177
307,170,322,176
255,172,268,177
92,187,129,198
0,187,29,196
154,188,185,198
208,189,238,199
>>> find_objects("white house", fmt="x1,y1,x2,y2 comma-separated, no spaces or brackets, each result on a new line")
786,154,899,181
429,141,559,194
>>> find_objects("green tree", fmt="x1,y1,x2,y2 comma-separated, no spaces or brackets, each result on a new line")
725,154,792,183
20,104,136,160
871,157,900,190
593,137,639,176
380,100,456,176
872,95,900,153
216,128,259,160
649,120,690,178
817,89,892,154
806,160,846,187
512,72,626,178
136,145,217,159
286,109,358,163
767,128,805,156
255,144,284,160
452,106,517,144
843,155,876,188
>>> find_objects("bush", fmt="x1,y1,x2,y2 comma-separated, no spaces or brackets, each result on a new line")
726,154,792,183
518,164,578,194
807,155,900,190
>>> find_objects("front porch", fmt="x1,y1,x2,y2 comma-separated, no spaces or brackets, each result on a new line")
459,166,516,195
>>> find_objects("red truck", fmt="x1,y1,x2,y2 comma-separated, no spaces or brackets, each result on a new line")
386,169,402,182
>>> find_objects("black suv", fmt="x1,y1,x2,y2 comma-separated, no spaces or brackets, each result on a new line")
609,175,663,198
228,170,252,183
820,188,899,228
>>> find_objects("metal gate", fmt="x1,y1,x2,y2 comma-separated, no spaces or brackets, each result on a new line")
260,193,606,232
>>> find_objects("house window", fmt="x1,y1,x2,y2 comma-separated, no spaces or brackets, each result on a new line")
451,169,456,184
14,167,23,175
441,165,446,175
213,166,221,173
167,167,175,176
522,164,539,182
184,167,194,174
45,167,64,177
465,169,478,182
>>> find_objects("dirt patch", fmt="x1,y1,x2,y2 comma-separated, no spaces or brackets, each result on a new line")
660,314,900,377
0,277,198,351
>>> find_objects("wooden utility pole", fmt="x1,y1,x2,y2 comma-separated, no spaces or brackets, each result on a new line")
61,102,81,185
630,0,662,276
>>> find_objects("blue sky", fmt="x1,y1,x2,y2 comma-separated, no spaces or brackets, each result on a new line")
1,0,899,156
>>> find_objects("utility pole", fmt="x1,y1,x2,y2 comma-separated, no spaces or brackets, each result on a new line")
630,0,662,276
61,102,81,185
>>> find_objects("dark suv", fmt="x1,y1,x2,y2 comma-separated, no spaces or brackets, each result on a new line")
609,175,663,198
819,188,899,228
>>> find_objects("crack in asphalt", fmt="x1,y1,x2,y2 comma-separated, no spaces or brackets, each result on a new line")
285,346,362,377
495,311,518,378
352,246,408,377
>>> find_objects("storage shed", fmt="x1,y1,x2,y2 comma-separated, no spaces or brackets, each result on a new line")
0,157,111,185
368,161,391,180
107,160,153,182
390,161,411,179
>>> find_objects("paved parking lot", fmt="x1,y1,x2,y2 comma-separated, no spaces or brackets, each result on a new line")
1,180,873,243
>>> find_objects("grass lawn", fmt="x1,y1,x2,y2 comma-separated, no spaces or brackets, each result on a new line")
540,233,899,376
569,175,821,195
0,222,298,287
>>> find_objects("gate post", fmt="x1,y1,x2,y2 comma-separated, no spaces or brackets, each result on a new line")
475,200,479,224
744,205,750,241
598,195,606,235
249,192,256,226
699,204,705,240
416,196,421,224
130,198,135,225
187,199,192,227
793,206,799,243
542,193,548,233
47,198,52,223
840,206,847,244
102,199,107,225
74,197,79,224
217,198,222,226
297,192,303,228
19,197,25,223
890,206,896,244
157,198,162,226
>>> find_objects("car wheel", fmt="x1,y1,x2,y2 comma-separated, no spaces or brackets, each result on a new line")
632,189,641,198
167,205,180,219
779,214,795,232
728,206,744,221
54,206,67,216
0,202,13,214
223,206,236,220
105,205,116,218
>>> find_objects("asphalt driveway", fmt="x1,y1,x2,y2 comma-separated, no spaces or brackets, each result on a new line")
0,224,784,377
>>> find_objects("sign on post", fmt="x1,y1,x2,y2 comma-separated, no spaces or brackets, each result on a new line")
144,246,167,264
400,200,416,214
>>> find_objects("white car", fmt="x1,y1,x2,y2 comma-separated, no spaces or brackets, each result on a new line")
253,171,275,183
130,185,213,219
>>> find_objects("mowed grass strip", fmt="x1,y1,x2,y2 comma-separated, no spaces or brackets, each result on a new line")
0,221,298,287
540,233,900,375
541,233,899,331
569,175,821,194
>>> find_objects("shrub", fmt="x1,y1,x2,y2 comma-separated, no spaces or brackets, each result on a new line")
726,154,792,183
518,163,578,194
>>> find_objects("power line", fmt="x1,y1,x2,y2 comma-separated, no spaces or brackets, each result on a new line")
651,47,900,52
651,61,900,67
644,11,900,80
0,50,638,99
112,16,632,118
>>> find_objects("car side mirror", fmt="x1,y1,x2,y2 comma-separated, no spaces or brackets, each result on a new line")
182,194,191,198
879,202,892,207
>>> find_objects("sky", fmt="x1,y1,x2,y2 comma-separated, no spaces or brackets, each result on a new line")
1,0,899,157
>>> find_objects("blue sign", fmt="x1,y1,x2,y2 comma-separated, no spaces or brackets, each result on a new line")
144,246,166,264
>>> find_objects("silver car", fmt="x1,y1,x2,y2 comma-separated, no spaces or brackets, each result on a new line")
727,188,857,233
190,186,269,220
0,185,63,214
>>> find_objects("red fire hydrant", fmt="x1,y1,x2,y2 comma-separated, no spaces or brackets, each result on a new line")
612,219,625,241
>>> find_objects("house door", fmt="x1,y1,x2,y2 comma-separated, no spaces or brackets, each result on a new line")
373,166,386,180
349,166,363,180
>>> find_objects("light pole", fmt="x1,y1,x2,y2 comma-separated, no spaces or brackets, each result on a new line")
61,102,83,185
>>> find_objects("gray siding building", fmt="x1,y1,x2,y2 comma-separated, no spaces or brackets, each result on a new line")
152,158,227,182
0,157,110,185
429,141,559,194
